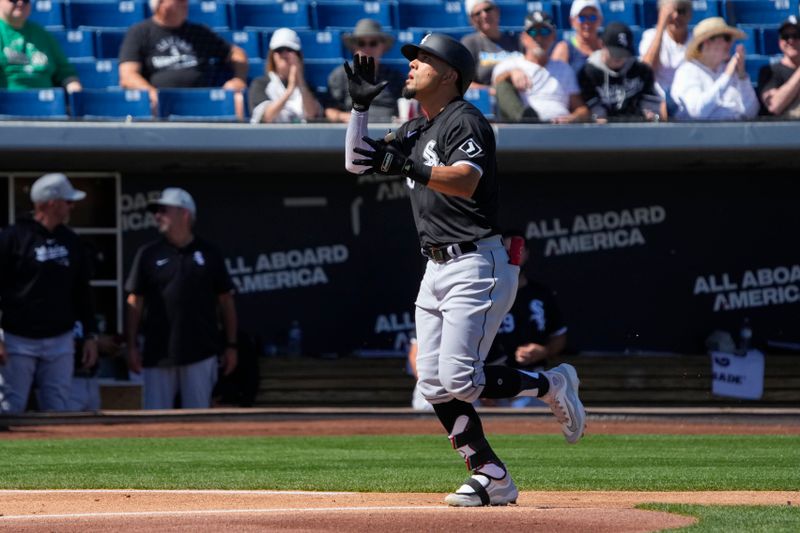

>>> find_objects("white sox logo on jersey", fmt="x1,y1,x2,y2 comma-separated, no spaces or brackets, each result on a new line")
458,138,483,158
407,140,441,189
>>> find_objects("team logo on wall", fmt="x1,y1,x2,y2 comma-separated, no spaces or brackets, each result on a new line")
458,138,483,158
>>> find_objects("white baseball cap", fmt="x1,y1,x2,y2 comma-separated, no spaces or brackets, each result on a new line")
269,28,302,52
30,173,86,203
465,0,495,17
148,187,196,217
570,0,601,18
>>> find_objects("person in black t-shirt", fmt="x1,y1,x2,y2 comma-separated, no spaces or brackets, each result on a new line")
0,173,98,414
125,188,238,410
119,0,248,114
758,17,800,118
578,21,663,122
344,33,585,507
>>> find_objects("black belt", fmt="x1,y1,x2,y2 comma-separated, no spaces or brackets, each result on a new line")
421,241,478,264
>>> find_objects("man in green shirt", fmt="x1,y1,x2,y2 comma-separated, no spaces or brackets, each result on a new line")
0,0,82,91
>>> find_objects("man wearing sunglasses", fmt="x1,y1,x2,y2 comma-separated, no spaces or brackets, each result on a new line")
461,0,521,89
492,11,589,123
758,16,800,118
0,174,97,414
640,0,693,114
325,18,404,123
0,0,82,91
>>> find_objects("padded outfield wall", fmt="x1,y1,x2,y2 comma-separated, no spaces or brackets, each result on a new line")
0,121,798,358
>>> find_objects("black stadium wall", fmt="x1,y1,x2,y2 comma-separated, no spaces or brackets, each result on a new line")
1,121,799,358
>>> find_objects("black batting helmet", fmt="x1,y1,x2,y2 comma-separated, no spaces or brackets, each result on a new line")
400,33,475,95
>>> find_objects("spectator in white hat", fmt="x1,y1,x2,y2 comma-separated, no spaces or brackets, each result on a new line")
126,187,238,410
670,17,758,121
461,0,522,88
552,0,603,74
0,173,98,413
249,28,322,123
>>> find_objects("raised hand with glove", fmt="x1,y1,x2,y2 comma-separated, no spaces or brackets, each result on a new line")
344,54,389,112
352,136,432,185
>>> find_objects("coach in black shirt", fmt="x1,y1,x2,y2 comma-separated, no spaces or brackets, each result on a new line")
0,173,98,413
125,187,237,410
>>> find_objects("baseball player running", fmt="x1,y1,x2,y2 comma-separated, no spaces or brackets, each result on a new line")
344,33,586,507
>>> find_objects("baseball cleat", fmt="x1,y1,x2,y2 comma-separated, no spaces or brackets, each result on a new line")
542,363,586,444
444,471,518,507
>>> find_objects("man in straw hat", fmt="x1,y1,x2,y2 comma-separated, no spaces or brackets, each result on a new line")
325,18,405,123
670,17,758,120
758,16,800,118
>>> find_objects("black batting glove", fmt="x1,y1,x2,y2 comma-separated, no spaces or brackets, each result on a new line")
344,54,389,112
352,136,432,185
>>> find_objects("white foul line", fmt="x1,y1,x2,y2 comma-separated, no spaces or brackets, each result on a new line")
0,506,448,521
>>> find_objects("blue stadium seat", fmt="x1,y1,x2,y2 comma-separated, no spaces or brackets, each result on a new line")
463,87,494,118
737,25,760,55
157,88,238,121
247,57,265,81
382,29,424,60
69,88,152,119
641,0,721,27
188,0,231,30
313,0,394,30
303,58,342,94
297,29,344,60
30,0,65,29
0,89,68,119
558,0,640,28
381,57,411,76
95,28,126,59
744,54,771,82
725,0,800,25
217,30,261,59
52,29,95,58
397,1,469,30
73,59,120,88
494,1,552,29
406,26,474,41
233,1,311,30
761,25,783,56
67,0,147,29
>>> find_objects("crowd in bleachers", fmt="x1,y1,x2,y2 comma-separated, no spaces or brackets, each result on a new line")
0,0,798,122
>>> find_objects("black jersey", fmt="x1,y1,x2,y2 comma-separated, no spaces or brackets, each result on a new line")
390,98,500,248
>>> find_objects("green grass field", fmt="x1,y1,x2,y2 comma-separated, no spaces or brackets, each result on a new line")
2,433,798,531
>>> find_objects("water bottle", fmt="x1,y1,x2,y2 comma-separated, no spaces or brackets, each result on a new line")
287,320,302,357
738,318,752,355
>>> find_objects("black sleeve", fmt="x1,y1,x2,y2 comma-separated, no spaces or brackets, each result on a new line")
124,246,147,295
247,76,269,112
119,23,146,63
442,111,492,173
757,65,781,101
577,66,598,109
209,245,235,294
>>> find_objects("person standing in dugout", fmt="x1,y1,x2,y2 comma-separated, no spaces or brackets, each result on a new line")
343,33,586,506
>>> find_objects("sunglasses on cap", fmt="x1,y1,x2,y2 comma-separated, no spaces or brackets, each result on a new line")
471,5,495,17
577,14,598,23
357,39,381,48
527,25,553,38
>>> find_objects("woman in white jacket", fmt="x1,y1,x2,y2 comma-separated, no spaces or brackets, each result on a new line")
670,17,759,120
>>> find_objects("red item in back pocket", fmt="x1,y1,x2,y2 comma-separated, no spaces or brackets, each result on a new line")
507,236,524,265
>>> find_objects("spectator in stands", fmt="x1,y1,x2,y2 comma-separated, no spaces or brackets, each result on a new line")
249,28,322,124
489,231,567,408
758,16,800,118
639,0,692,114
119,0,248,111
492,11,589,123
460,0,521,89
578,22,663,122
671,17,758,121
551,0,603,74
325,19,404,123
0,0,82,92
0,173,98,413
126,187,238,410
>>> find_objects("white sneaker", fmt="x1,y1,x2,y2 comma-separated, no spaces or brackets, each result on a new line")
542,363,586,444
444,470,518,507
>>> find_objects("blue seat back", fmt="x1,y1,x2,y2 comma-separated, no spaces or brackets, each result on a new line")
383,29,424,60
725,0,800,25
736,25,760,55
313,0,394,30
233,1,311,30
69,88,152,118
247,57,265,81
67,0,147,29
0,88,67,118
52,29,95,58
95,28,126,59
761,25,783,56
297,29,344,60
73,59,120,88
463,86,494,118
30,0,65,28
641,0,721,27
397,1,469,30
493,1,553,29
744,54,771,82
188,0,231,29
303,58,341,94
217,30,261,58
156,88,237,120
